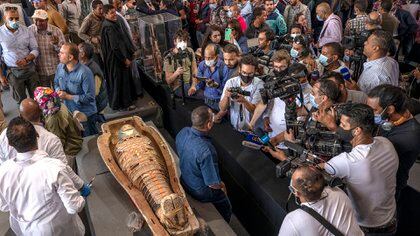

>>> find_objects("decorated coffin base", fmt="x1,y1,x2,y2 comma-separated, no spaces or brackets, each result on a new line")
97,116,199,235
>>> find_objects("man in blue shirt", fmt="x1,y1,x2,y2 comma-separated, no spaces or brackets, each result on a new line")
189,44,229,111
54,43,101,136
264,0,287,36
176,106,232,222
0,7,39,103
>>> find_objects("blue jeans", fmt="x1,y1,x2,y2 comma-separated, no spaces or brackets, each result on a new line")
82,113,105,137
181,178,232,222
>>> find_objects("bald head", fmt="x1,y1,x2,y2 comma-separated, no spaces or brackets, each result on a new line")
316,2,331,21
366,11,382,29
204,43,218,63
291,166,325,202
20,98,41,123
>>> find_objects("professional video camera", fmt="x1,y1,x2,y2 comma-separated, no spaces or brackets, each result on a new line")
270,35,293,51
343,29,371,51
260,71,306,104
228,87,251,99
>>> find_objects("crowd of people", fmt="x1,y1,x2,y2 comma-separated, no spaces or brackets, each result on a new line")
0,0,417,235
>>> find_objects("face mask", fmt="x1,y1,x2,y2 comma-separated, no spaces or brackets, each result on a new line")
374,114,385,125
343,55,350,62
176,41,187,51
375,107,393,131
240,74,253,84
290,48,299,58
316,15,324,21
318,54,330,67
309,94,318,109
209,3,217,10
227,10,233,18
205,59,216,67
8,20,19,30
336,127,354,142
290,33,300,38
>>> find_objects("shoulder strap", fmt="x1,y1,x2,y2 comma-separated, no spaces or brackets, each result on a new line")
300,205,344,236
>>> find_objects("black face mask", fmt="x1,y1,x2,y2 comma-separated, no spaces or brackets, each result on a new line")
336,127,354,142
240,74,253,84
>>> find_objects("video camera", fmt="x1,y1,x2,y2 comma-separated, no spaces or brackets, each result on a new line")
260,71,306,104
342,29,371,62
228,87,251,99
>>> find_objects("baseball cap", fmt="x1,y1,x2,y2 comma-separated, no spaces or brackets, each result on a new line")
32,9,48,20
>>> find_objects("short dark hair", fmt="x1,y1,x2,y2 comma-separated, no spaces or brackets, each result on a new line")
290,24,303,33
381,0,392,12
341,103,375,135
63,42,79,60
259,28,275,41
316,79,341,103
91,0,103,10
103,4,115,15
191,106,212,129
79,42,94,59
367,84,409,114
7,117,38,153
354,0,367,12
223,43,240,55
321,71,345,86
288,62,308,77
323,42,344,58
240,54,259,67
294,165,325,201
173,29,190,42
370,29,392,54
253,6,265,19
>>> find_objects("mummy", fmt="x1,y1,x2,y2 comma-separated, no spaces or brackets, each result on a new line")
115,124,188,234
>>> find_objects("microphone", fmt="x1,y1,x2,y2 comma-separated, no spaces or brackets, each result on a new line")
254,127,276,150
339,67,351,81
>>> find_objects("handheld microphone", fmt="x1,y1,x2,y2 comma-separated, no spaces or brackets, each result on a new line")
339,67,351,81
254,127,276,150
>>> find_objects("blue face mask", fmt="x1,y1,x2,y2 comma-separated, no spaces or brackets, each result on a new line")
290,48,299,58
8,20,19,30
343,55,350,62
309,94,318,109
318,54,329,67
316,15,323,21
374,114,385,125
209,3,217,10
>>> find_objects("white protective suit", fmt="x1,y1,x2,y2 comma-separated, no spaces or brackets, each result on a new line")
0,150,85,235
0,124,84,189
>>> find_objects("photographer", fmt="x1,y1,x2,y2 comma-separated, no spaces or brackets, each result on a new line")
251,28,276,74
191,44,229,111
277,166,363,236
348,30,399,93
290,35,307,61
260,50,291,139
367,84,420,201
218,54,264,130
320,103,399,235
164,29,198,98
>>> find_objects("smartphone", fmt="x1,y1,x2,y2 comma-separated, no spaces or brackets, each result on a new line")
225,28,232,41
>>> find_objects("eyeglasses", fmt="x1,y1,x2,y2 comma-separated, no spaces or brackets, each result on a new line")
288,184,298,194
5,6,18,11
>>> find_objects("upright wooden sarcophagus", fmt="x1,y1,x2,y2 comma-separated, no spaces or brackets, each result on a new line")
97,116,200,235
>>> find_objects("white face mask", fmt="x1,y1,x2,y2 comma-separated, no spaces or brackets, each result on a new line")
176,41,187,51
205,59,216,67
290,33,300,38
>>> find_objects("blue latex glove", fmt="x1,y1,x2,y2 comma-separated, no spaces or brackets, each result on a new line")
80,183,91,197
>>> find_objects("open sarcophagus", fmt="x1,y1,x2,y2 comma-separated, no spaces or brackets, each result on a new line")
97,116,200,235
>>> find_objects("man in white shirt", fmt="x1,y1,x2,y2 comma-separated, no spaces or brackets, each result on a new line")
0,117,85,235
0,98,86,190
278,165,363,236
218,54,264,130
351,30,400,93
320,103,398,234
